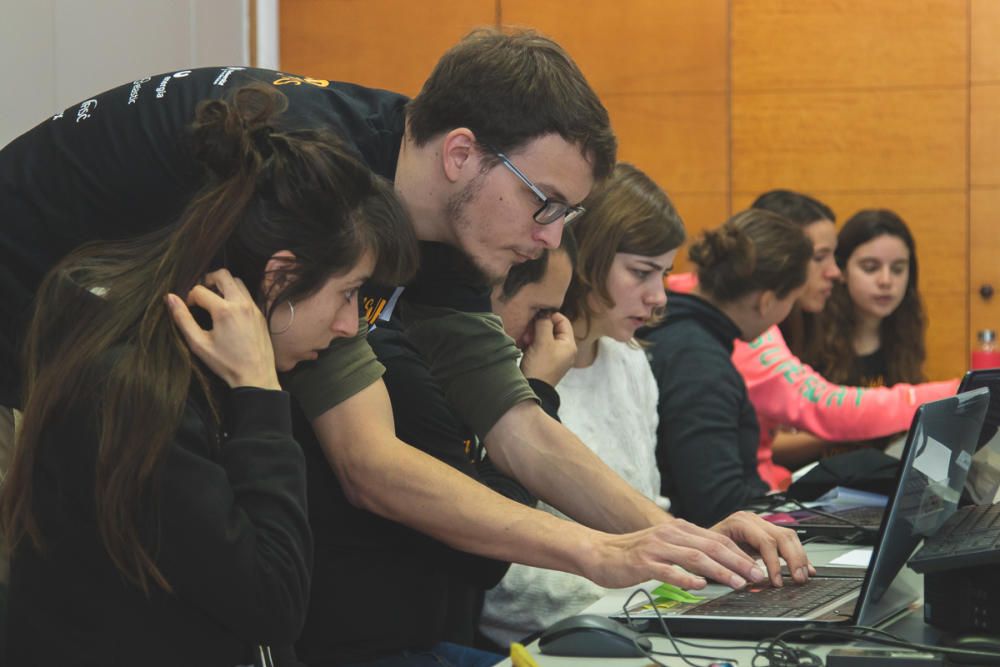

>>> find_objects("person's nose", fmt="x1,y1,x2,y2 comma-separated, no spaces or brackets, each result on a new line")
877,267,892,287
331,304,359,338
825,259,842,281
532,219,564,250
647,283,668,308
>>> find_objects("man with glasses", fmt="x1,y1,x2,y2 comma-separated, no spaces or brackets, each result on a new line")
0,27,811,665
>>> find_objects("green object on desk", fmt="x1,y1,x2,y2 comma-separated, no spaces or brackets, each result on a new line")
652,582,704,603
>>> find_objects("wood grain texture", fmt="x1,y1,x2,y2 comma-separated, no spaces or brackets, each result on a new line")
972,83,1000,187
972,0,1000,83
732,89,967,194
604,92,728,194
499,0,728,94
732,0,967,91
664,193,731,275
279,0,495,96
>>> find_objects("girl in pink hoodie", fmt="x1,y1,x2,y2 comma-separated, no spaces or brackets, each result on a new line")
668,191,957,490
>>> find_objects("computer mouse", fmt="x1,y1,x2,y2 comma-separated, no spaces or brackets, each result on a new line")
945,634,1000,665
537,613,653,658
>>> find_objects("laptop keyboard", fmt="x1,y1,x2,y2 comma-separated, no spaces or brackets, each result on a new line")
684,577,860,617
797,505,884,527
908,502,1000,573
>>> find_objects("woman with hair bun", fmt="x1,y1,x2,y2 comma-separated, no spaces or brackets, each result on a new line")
641,210,814,527
0,84,417,666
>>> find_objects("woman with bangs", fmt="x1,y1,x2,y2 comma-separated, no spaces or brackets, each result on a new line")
481,166,812,648
0,85,417,666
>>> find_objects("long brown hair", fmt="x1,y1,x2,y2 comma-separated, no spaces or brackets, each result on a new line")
805,209,926,385
0,84,417,594
562,163,685,334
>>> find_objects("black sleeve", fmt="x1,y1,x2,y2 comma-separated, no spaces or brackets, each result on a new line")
649,341,767,527
155,387,312,645
528,377,562,420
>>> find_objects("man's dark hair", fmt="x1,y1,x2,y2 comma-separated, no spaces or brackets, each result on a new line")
751,189,836,225
499,229,578,301
407,28,616,180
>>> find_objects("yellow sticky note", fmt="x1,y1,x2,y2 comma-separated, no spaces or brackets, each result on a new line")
510,642,540,667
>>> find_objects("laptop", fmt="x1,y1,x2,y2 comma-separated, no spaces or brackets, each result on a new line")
768,370,1000,541
616,389,990,638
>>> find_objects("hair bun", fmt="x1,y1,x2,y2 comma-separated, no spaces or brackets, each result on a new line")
190,84,288,177
690,225,755,278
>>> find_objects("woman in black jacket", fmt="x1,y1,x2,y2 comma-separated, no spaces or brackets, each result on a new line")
0,84,416,666
641,209,813,527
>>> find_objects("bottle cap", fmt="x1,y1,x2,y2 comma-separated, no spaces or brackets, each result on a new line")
979,329,997,343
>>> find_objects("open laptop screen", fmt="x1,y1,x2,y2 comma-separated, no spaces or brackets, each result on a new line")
858,388,989,622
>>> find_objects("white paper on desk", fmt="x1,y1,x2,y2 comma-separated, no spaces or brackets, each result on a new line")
829,548,872,568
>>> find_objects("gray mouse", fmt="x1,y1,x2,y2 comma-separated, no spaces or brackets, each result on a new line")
538,614,653,658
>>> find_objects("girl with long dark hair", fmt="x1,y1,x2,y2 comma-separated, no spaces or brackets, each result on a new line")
0,85,416,666
806,209,926,387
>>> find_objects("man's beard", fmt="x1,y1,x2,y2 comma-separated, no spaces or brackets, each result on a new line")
444,174,506,286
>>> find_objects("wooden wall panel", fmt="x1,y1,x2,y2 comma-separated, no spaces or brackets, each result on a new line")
731,89,967,195
972,84,1000,187
972,0,1000,83
666,193,731,275
970,189,1000,353
279,0,495,96
732,0,967,90
499,0,728,94
277,1,980,380
603,93,727,194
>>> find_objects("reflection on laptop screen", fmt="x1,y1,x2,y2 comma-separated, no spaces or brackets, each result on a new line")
859,388,989,619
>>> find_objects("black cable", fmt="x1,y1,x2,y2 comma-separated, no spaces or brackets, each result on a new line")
766,624,1000,663
622,588,743,667
776,494,881,534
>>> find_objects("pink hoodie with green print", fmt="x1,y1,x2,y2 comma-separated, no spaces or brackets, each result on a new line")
666,273,959,490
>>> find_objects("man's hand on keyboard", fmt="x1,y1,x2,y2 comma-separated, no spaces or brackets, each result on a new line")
710,511,816,587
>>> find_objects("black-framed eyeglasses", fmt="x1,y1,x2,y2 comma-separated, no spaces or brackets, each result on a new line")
494,151,586,225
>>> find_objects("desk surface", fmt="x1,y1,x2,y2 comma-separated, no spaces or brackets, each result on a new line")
494,545,940,666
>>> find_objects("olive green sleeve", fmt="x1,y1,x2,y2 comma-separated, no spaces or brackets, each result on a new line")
281,318,385,421
401,303,538,439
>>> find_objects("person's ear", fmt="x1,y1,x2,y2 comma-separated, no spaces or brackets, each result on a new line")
440,128,478,184
261,250,297,307
756,289,777,317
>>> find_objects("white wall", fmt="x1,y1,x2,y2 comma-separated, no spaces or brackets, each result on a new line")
0,0,252,146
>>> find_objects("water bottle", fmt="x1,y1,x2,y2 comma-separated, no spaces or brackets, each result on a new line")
971,329,1000,369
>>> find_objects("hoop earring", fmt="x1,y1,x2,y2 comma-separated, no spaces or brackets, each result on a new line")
270,300,295,335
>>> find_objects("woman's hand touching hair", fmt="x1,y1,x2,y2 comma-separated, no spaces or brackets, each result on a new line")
167,269,281,391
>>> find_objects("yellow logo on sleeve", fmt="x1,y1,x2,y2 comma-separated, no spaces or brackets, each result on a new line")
273,74,330,88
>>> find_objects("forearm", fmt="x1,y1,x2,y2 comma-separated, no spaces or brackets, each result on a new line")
484,401,669,533
771,429,828,469
312,382,600,575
